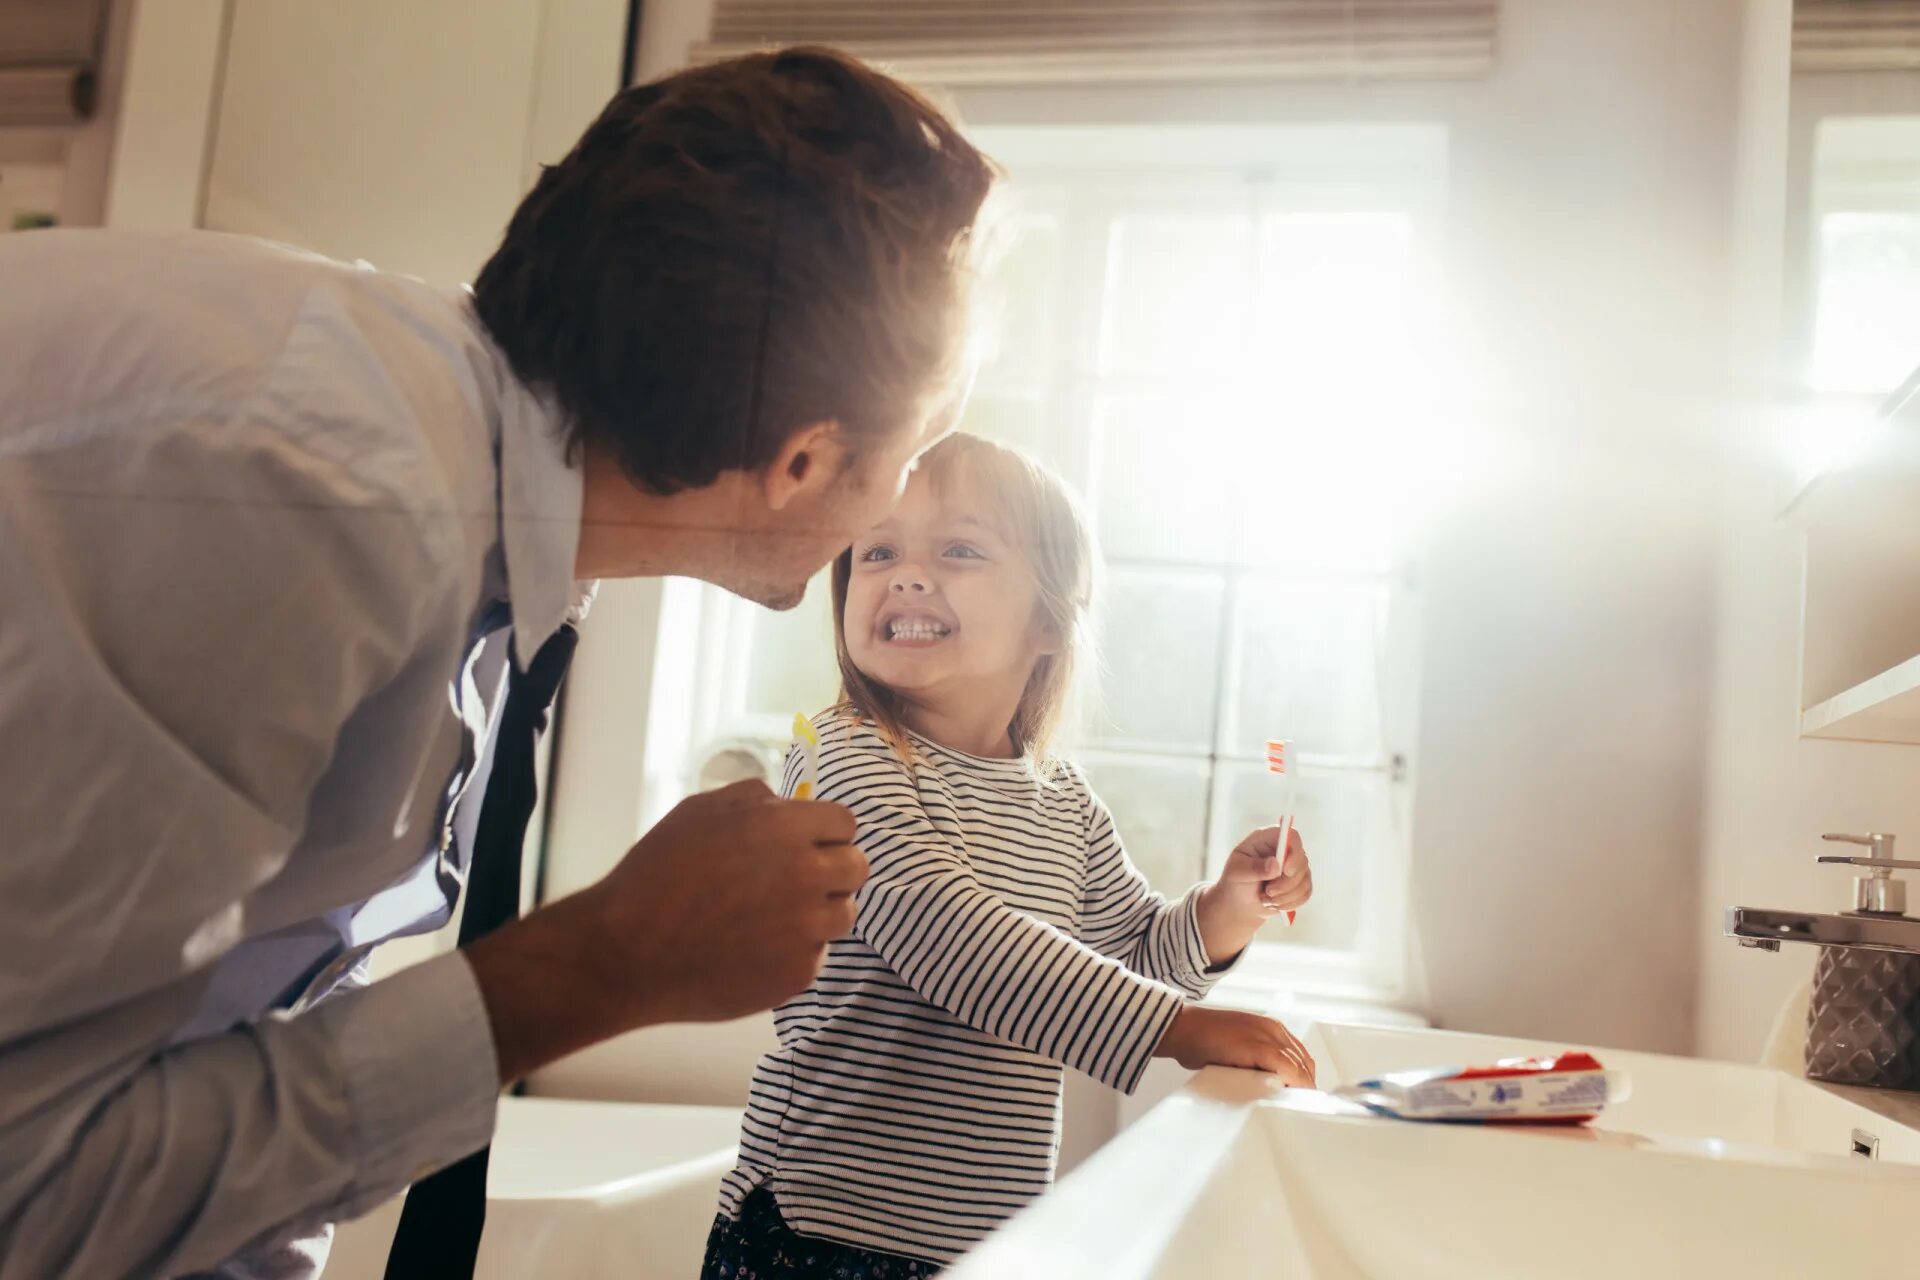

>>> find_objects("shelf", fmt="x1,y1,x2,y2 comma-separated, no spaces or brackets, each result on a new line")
1784,367,1920,528
1801,651,1920,744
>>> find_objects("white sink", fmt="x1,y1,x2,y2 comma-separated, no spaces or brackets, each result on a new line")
327,1097,741,1280
1313,1022,1920,1165
949,1022,1920,1280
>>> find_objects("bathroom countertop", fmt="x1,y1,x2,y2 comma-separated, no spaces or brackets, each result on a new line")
1810,1077,1920,1133
953,1023,1920,1280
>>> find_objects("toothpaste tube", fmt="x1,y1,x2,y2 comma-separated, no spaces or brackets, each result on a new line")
1331,1052,1629,1125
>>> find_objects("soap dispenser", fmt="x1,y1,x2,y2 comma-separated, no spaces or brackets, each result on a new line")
1806,833,1920,1089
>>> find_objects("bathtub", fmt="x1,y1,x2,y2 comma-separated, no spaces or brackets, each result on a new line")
325,1096,743,1279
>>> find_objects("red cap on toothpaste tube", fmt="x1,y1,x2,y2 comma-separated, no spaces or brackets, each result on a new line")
1332,1052,1631,1125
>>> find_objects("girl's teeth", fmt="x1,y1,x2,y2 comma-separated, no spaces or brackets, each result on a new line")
888,621,948,640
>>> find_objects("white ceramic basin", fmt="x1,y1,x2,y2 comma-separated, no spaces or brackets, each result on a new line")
326,1097,741,1280
950,1022,1920,1280
1313,1022,1920,1165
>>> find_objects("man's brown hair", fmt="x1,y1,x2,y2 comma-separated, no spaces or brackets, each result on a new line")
473,47,995,493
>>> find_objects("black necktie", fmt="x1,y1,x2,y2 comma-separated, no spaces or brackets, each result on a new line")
383,623,578,1280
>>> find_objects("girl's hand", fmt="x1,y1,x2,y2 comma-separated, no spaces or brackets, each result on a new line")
1194,824,1312,966
1216,824,1312,921
1154,1005,1317,1087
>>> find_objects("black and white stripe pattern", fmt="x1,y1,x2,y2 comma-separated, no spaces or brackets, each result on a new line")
717,712,1224,1264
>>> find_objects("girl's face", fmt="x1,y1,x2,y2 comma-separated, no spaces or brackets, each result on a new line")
844,470,1053,713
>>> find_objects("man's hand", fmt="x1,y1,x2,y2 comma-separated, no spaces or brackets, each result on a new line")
586,778,868,1023
465,778,867,1083
1153,1006,1317,1087
1194,823,1312,966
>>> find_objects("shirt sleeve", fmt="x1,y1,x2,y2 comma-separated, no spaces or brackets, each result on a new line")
1077,792,1234,1000
1,955,501,1280
0,406,496,1279
802,730,1184,1095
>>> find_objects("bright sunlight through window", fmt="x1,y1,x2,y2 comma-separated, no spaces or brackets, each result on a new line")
1810,117,1920,397
706,125,1447,999
1812,211,1920,395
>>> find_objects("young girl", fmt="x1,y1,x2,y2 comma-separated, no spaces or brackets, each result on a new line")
703,433,1316,1278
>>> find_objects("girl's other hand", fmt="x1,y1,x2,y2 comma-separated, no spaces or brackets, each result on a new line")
1153,1006,1317,1087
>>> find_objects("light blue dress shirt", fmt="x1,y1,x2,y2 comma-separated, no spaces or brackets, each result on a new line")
0,229,590,1279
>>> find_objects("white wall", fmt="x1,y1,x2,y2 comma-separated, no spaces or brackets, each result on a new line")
1393,0,1745,1056
1694,62,1920,1065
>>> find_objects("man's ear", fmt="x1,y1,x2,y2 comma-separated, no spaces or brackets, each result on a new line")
762,421,847,512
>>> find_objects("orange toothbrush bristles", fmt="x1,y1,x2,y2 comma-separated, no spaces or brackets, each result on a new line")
1265,739,1297,925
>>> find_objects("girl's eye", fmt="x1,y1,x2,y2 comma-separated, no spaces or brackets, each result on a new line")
944,543,986,560
858,544,897,563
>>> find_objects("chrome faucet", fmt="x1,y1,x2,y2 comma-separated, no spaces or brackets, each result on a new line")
1725,833,1920,955
1728,833,1920,1089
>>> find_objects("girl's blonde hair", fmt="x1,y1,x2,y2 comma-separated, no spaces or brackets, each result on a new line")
830,432,1095,765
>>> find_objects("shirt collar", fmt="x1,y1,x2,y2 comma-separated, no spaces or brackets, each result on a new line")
463,293,595,669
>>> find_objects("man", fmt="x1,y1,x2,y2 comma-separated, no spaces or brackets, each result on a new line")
0,47,993,1279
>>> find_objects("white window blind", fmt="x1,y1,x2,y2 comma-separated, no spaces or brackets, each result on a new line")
697,2,1498,86
0,0,105,125
1795,1,1920,73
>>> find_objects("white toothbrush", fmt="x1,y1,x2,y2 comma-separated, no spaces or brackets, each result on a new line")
791,713,821,801
1264,738,1297,925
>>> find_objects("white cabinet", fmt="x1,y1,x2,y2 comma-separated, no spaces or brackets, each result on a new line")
0,0,130,229
0,158,61,228
201,0,627,287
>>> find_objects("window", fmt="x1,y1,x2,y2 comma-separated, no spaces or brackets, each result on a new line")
1782,115,1920,493
648,126,1445,1001
1813,210,1920,395
1809,117,1920,396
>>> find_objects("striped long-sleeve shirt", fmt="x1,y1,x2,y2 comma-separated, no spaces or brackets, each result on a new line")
717,711,1232,1264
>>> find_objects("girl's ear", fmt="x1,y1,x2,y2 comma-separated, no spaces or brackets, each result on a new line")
1028,605,1065,657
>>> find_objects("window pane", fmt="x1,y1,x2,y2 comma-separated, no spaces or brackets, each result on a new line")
1091,394,1235,562
976,214,1064,397
742,570,841,719
1238,212,1416,574
1231,409,1401,574
961,392,1059,472
1223,576,1386,763
1080,753,1211,897
1256,212,1414,387
1813,211,1920,395
1210,762,1376,951
1101,213,1253,375
1090,567,1225,751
